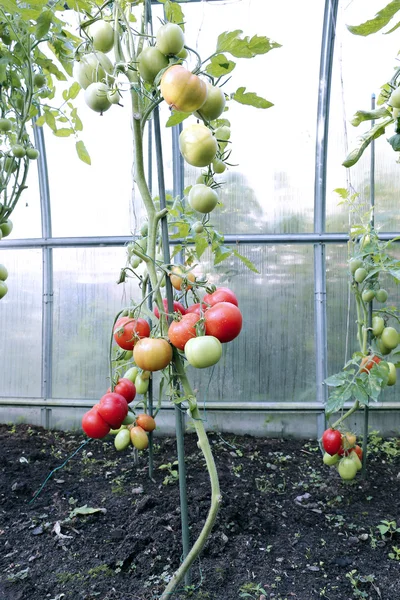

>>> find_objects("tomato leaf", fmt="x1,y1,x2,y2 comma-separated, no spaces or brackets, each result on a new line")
205,54,236,77
326,386,352,415
216,30,281,58
34,115,46,127
164,1,185,31
352,381,369,404
194,235,208,259
165,110,191,127
387,133,400,150
325,373,348,387
213,245,232,265
350,107,391,126
54,127,73,137
231,87,273,109
343,117,393,167
347,1,400,36
36,9,53,38
76,140,91,165
232,250,259,273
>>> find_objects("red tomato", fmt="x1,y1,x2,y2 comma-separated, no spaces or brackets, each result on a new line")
136,413,156,432
113,317,150,351
133,338,173,371
82,406,110,439
154,299,186,319
168,313,200,350
352,445,363,461
97,392,128,429
204,302,242,343
114,378,136,403
130,425,149,450
203,287,238,307
186,303,208,316
321,428,342,455
360,355,381,373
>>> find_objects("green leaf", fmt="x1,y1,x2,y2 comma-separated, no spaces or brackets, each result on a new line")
194,235,208,259
326,386,352,415
54,128,74,137
71,107,83,132
343,117,393,168
387,133,400,150
164,0,185,30
216,30,281,58
352,381,369,404
213,244,232,265
36,10,53,39
165,110,191,127
34,115,46,127
347,1,400,36
350,107,391,126
205,54,236,77
44,110,56,132
232,249,259,273
231,87,273,109
324,373,347,387
76,140,91,165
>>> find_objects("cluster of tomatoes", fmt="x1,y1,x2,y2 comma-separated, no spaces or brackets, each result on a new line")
321,428,363,481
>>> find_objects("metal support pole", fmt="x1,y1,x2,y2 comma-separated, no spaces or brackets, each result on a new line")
33,122,53,429
314,0,339,438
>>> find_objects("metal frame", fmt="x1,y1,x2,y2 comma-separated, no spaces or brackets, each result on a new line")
1,0,380,424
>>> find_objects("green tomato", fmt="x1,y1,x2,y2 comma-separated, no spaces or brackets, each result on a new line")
26,147,40,160
73,52,114,89
375,289,388,303
135,374,149,395
389,87,400,109
0,281,8,299
130,255,141,269
89,20,114,54
323,452,340,466
109,425,127,435
11,145,26,158
387,362,397,386
348,451,362,471
362,289,375,303
114,428,131,451
0,219,13,237
0,118,12,132
138,47,169,83
122,412,135,425
84,82,112,113
381,326,399,350
194,83,226,121
349,258,363,274
377,337,391,356
107,88,121,105
214,125,231,151
3,156,17,173
179,124,218,168
354,267,368,283
372,316,385,337
338,457,357,481
192,221,204,234
0,264,8,281
123,366,138,383
140,222,149,237
189,184,218,214
33,73,46,88
156,23,185,56
184,336,222,369
212,158,226,174
176,47,188,60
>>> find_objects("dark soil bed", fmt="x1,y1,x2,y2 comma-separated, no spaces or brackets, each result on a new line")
1,424,400,600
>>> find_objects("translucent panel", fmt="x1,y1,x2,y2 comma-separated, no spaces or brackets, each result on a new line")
176,0,325,234
3,152,42,239
327,0,400,233
188,244,316,403
0,250,42,397
52,247,143,399
326,244,400,403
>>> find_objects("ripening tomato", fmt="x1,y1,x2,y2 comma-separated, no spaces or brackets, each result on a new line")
352,444,363,461
133,338,173,371
321,428,342,455
160,65,207,112
169,266,195,291
97,392,128,429
179,124,218,168
136,413,156,432
186,303,208,316
168,313,200,350
360,355,381,373
153,298,186,319
203,287,238,307
113,317,151,351
342,431,356,450
82,406,110,438
204,302,242,343
349,450,362,471
130,425,149,450
114,378,136,403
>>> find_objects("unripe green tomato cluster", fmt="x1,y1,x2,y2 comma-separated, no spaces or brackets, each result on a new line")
0,263,7,299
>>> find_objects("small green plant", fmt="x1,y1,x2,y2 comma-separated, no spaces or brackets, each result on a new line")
368,430,400,461
159,461,179,486
239,582,268,599
346,570,379,599
377,519,400,539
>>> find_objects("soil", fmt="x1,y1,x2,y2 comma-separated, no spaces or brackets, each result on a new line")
1,424,400,600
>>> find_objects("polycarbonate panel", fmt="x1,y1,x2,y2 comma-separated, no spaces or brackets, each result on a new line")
326,244,400,403
0,249,42,397
52,247,144,399
176,0,324,234
187,244,316,403
326,0,400,233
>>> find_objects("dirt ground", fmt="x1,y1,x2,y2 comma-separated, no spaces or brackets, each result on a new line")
1,423,400,600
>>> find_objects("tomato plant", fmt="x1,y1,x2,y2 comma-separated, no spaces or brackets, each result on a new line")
133,338,173,372
322,429,342,456
169,266,195,291
136,413,156,432
160,66,207,113
203,287,238,307
97,392,128,429
204,302,242,343
114,378,136,403
168,313,200,351
82,406,110,439
113,317,151,351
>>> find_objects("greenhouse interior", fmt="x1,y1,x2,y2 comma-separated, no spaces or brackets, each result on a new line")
1,0,400,599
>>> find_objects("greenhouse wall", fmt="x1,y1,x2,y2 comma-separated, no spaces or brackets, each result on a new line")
1,0,400,438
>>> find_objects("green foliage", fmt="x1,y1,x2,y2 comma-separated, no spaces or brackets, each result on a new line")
347,1,400,36
231,87,273,109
